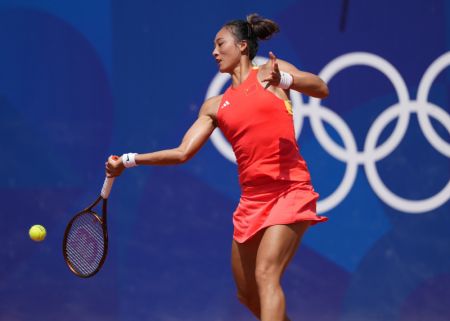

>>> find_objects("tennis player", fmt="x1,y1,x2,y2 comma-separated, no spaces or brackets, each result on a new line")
106,13,328,321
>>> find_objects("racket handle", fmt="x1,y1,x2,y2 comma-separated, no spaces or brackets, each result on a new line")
101,177,115,199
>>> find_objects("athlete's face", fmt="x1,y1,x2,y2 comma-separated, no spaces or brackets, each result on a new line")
212,27,246,73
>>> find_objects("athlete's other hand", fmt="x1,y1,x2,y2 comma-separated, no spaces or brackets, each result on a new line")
105,155,125,177
262,51,281,89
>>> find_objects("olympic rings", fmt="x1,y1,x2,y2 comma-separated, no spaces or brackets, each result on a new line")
205,52,450,214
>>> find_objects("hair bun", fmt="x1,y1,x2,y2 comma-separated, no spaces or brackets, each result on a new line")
246,13,280,40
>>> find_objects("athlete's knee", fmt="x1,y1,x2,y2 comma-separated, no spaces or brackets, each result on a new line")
255,262,281,288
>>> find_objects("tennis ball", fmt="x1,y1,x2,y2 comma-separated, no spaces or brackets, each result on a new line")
29,225,46,242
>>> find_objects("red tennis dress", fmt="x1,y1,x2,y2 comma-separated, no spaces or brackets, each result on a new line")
217,67,328,243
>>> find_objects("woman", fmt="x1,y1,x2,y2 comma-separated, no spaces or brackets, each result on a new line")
106,13,328,321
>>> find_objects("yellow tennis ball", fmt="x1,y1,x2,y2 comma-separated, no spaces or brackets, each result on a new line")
29,225,46,242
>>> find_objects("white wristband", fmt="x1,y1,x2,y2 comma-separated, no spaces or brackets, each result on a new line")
278,71,293,90
122,153,138,168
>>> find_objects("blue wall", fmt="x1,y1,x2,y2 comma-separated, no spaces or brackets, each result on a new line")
1,1,449,320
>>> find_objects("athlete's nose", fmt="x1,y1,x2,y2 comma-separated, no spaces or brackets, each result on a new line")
212,45,219,58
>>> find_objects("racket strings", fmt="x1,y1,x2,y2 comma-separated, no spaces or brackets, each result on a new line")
65,212,105,276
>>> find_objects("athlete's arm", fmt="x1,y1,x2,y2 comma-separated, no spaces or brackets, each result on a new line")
262,51,329,99
105,96,220,177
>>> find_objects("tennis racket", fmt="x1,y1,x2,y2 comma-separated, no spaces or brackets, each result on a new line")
63,176,115,278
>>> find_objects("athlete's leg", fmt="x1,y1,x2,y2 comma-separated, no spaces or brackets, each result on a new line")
255,222,310,321
231,222,304,321
231,233,262,319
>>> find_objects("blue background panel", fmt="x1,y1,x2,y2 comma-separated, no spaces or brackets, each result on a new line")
0,1,449,320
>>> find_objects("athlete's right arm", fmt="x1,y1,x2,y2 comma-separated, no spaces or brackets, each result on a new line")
105,96,221,177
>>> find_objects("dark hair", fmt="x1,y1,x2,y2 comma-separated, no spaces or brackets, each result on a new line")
223,13,280,60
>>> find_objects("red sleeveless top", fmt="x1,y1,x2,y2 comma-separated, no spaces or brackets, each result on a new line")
217,67,312,187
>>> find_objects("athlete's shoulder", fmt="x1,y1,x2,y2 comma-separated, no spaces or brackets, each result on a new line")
199,95,222,118
204,95,223,106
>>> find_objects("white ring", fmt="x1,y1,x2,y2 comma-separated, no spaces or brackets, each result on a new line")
416,52,450,157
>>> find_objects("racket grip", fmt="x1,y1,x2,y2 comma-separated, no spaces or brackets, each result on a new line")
101,177,115,199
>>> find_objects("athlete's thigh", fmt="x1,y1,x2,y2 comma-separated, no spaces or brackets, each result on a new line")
256,222,310,277
231,233,263,297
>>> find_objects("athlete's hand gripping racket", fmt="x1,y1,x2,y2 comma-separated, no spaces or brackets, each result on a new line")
63,176,115,278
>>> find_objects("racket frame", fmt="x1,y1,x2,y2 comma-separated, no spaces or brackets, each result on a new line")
62,195,109,278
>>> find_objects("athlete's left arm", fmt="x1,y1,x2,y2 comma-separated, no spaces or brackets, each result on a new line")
279,59,329,98
264,52,329,99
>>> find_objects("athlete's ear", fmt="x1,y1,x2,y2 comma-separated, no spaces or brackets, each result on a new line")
239,40,248,54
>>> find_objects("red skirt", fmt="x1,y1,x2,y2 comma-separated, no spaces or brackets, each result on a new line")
233,180,328,243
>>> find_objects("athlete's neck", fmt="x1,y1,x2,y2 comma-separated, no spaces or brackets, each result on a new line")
231,60,253,88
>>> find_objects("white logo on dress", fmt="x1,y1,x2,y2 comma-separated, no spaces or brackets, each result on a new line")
220,100,231,109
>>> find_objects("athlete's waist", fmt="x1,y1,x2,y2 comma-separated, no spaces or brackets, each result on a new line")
240,177,313,194
238,165,311,188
